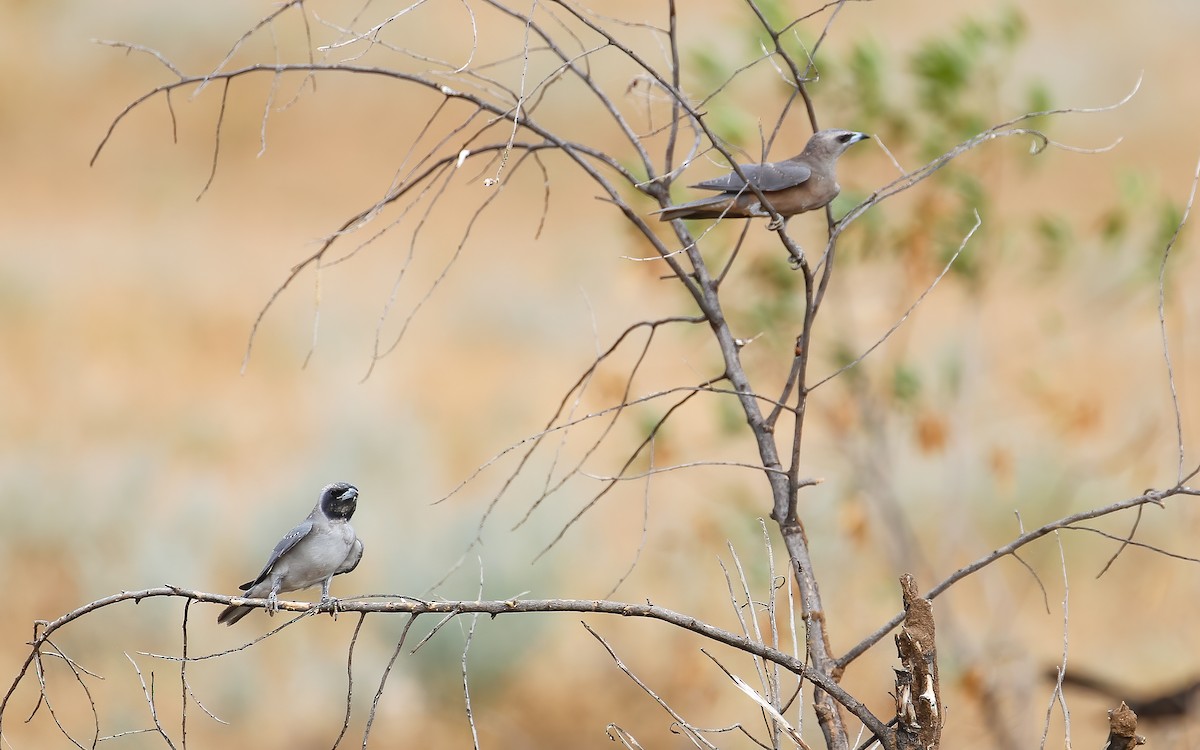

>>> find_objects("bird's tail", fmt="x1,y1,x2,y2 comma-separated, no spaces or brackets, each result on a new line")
217,603,254,626
652,205,692,222
652,195,735,222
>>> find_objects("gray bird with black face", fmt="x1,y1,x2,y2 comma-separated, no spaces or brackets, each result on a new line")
217,482,364,626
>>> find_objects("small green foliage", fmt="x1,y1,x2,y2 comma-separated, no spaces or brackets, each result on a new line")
1023,81,1054,134
845,41,911,138
937,173,987,280
1151,200,1185,263
908,7,1029,146
749,249,801,295
911,39,973,114
1034,214,1074,272
708,108,753,149
846,41,884,115
1096,171,1185,277
996,5,1028,46
817,7,1053,279
830,188,873,223
1092,171,1150,252
741,251,804,333
672,1,1175,441
1098,207,1128,246
717,395,746,435
940,352,965,398
830,342,865,387
688,47,731,92
751,0,790,33
891,364,922,405
1026,82,1053,115
636,411,667,444
1118,169,1150,203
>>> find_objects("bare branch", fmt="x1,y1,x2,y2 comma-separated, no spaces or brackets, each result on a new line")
1156,154,1200,483
179,599,190,749
124,653,178,750
1071,523,1200,566
703,648,813,750
1038,533,1070,750
811,211,982,389
1,585,887,738
838,483,1200,668
331,613,368,750
460,560,485,750
827,75,1144,261
195,78,231,201
584,622,719,750
602,433,655,598
93,39,185,77
361,615,418,748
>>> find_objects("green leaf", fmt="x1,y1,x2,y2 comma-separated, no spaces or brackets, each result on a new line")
688,48,729,90
996,6,1028,47
892,364,922,404
1153,200,1185,257
1033,215,1073,272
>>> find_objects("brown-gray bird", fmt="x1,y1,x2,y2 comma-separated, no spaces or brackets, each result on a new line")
654,129,869,227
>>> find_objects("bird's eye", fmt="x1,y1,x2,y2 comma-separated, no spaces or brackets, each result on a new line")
838,134,852,142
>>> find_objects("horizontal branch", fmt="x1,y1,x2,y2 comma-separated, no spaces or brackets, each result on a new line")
1,586,889,741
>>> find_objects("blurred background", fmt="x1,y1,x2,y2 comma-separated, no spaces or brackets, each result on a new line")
2,0,1199,747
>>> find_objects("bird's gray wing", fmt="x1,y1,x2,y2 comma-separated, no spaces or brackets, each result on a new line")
692,161,812,193
335,538,364,577
238,518,316,590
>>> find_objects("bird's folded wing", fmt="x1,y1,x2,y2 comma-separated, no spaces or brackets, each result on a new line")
336,538,364,576
692,160,812,193
238,518,315,590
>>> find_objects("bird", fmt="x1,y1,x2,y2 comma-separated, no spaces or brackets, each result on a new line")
654,129,870,228
217,482,364,626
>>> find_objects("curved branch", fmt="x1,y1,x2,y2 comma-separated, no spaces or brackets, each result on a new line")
0,586,890,741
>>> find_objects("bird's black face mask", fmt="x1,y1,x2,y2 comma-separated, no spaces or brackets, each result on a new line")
321,483,359,520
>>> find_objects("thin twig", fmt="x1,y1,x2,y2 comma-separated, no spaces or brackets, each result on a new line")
331,612,369,750
180,599,190,749
810,211,982,389
702,649,812,750
1038,533,1072,750
124,653,178,750
361,616,419,748
1156,154,1200,484
838,484,1198,667
1,585,887,738
583,622,718,750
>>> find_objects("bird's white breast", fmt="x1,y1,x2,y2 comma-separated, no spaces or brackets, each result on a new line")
275,521,357,591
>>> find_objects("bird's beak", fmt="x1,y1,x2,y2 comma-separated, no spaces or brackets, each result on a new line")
339,488,358,502
852,132,871,143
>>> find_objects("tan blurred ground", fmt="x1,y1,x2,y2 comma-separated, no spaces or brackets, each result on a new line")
2,1,1200,748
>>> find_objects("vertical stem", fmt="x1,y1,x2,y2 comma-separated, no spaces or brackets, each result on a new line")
784,528,847,750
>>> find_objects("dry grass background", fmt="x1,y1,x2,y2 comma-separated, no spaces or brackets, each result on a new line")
2,0,1200,748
